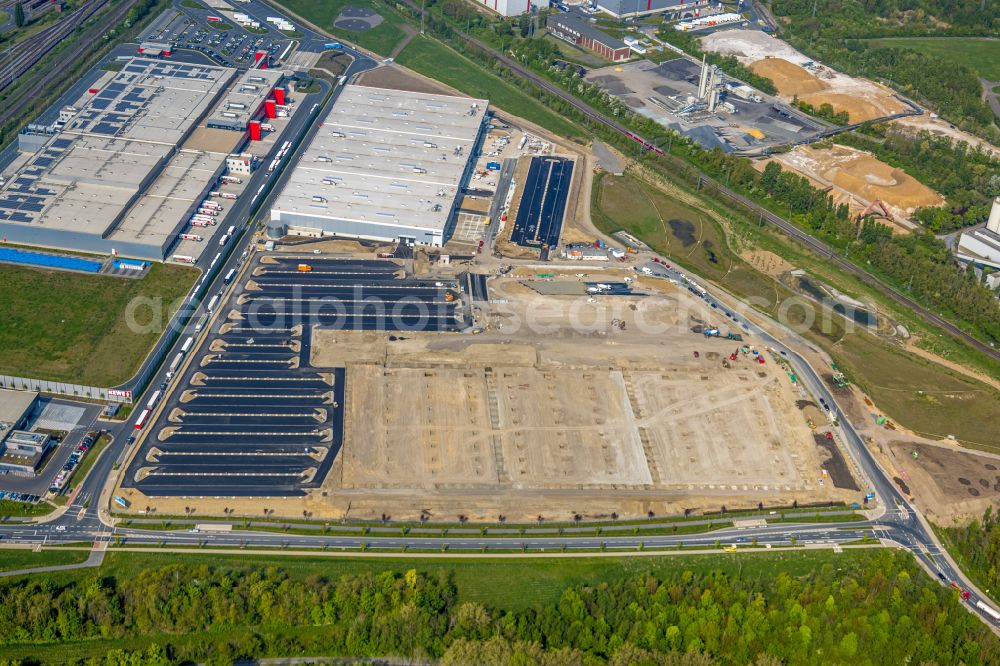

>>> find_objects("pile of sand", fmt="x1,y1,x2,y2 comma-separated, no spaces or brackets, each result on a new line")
761,144,943,230
750,57,826,95
746,55,907,123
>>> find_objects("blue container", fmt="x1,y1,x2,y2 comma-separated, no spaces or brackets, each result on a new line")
486,161,501,170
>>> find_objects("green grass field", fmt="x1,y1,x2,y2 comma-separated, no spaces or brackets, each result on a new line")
24,548,869,611
397,36,582,138
0,263,197,386
832,331,1000,450
0,499,53,518
275,0,408,56
871,37,1000,81
0,549,89,573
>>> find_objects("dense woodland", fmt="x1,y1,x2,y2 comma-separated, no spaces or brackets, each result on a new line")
944,506,1000,596
835,127,1000,231
768,0,1000,139
1,550,998,664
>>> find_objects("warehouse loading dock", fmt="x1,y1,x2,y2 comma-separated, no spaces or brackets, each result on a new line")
0,58,236,259
268,85,489,248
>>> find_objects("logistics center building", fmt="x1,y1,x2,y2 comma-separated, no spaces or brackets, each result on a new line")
0,58,236,259
268,85,488,247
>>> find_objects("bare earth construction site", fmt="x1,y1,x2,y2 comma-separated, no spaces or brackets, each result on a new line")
312,275,857,522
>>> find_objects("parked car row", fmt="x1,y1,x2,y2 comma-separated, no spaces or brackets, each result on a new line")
0,491,41,503
49,435,94,493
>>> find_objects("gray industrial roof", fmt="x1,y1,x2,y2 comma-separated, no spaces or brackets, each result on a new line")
549,13,628,50
596,0,688,17
207,68,283,130
0,58,235,258
0,389,36,427
270,85,488,233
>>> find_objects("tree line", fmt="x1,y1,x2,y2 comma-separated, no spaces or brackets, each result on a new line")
943,506,1000,597
835,126,1000,232
1,550,999,664
398,0,1000,345
769,0,1000,141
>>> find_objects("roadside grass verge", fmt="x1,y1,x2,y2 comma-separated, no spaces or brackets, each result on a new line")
0,500,53,519
0,263,197,386
0,549,89,573
396,35,583,138
64,433,112,495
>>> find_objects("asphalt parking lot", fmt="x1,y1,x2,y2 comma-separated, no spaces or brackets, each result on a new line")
510,156,574,249
122,257,465,498
145,5,286,68
0,398,102,497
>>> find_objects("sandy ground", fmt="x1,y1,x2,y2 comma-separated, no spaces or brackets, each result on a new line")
749,57,906,123
895,113,1000,157
294,276,860,522
741,250,796,278
702,30,906,123
761,144,944,228
702,29,1000,155
886,440,1000,525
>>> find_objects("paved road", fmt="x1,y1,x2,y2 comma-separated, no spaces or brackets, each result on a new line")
2,1,998,637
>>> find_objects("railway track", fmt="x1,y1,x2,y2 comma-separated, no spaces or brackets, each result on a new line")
0,0,140,128
446,29,1000,365
0,0,110,93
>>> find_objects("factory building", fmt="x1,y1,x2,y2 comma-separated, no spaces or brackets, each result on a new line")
469,0,531,16
596,0,710,18
0,431,51,475
0,389,43,475
206,68,285,132
956,198,1000,270
548,14,631,62
226,153,256,175
0,58,235,260
138,41,173,57
268,85,488,247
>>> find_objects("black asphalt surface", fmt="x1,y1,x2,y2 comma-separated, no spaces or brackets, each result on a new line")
3,0,999,637
122,257,460,497
510,156,573,248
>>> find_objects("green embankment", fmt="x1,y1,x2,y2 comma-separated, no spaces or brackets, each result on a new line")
396,36,582,138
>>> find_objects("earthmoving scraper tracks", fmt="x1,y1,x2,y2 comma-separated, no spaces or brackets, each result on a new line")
419,20,1000,363
0,0,140,127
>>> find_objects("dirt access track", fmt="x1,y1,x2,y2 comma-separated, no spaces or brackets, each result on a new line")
306,274,859,523
760,144,945,229
701,29,908,123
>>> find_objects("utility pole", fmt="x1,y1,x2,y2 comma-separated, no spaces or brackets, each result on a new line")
420,0,426,34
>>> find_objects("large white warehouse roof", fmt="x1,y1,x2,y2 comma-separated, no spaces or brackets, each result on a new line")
270,84,488,238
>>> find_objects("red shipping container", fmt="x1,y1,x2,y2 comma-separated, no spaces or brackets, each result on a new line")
273,87,285,106
264,100,276,119
248,121,262,141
